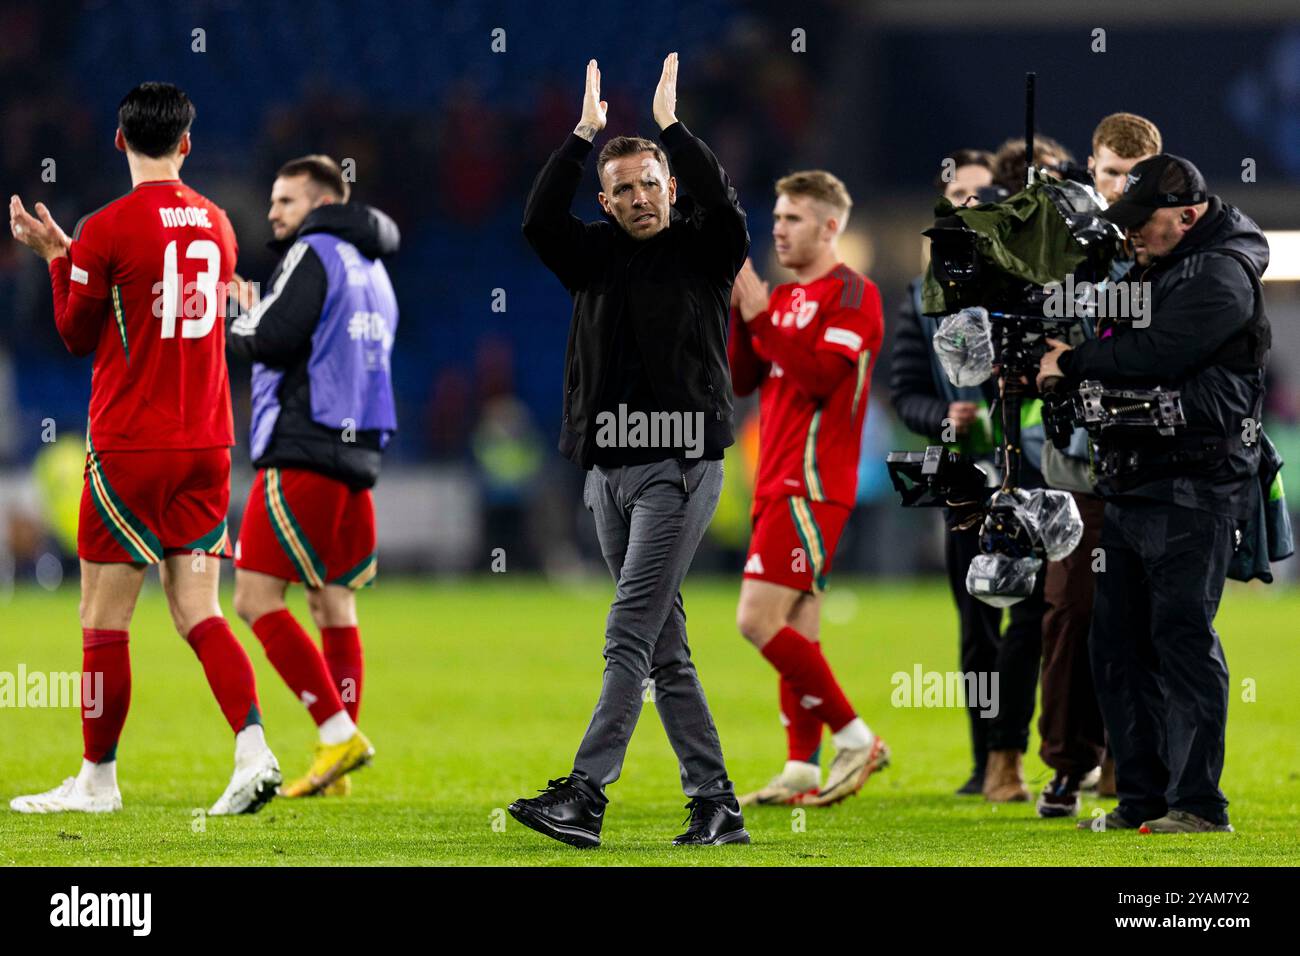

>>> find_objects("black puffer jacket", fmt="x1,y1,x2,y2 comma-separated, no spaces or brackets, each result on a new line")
522,122,748,468
1058,197,1270,519
889,277,952,440
227,203,400,489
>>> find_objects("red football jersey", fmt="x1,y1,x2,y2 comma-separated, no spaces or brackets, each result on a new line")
50,179,237,451
750,263,883,509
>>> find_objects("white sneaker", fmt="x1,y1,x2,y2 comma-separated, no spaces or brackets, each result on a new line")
209,748,282,816
11,776,122,814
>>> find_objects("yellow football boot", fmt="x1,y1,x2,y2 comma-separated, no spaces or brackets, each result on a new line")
322,775,352,797
279,732,374,798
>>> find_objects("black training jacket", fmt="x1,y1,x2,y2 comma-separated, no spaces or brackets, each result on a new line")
226,203,401,489
1058,197,1270,519
522,122,749,469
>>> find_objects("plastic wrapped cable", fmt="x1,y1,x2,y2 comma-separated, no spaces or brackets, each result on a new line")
933,307,995,387
966,553,1043,608
1022,488,1084,561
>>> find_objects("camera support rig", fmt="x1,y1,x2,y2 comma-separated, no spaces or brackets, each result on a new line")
884,72,1112,604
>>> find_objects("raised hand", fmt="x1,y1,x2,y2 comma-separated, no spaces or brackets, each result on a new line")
652,52,678,130
575,59,607,142
733,258,770,322
10,194,71,262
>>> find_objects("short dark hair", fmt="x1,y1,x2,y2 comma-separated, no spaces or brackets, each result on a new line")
117,82,196,158
992,135,1074,193
933,148,994,191
596,136,669,187
276,154,350,202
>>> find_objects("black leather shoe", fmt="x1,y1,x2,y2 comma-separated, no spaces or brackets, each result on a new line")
508,776,604,848
955,769,985,796
672,796,751,846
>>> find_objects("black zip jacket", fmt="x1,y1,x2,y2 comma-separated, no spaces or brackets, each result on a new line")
1058,197,1270,519
522,122,748,469
227,203,401,489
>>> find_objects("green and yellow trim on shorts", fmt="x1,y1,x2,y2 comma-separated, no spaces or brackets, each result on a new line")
86,439,161,564
263,467,328,588
333,552,378,590
184,519,231,557
788,496,829,593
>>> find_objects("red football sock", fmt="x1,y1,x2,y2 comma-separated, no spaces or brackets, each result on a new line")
761,626,856,733
82,629,131,764
321,625,363,722
779,675,823,763
185,616,261,733
252,610,344,725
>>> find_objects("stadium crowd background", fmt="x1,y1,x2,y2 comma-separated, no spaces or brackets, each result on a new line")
1,0,1298,582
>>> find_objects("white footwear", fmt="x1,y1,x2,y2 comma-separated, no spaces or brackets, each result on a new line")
808,736,891,806
738,761,821,806
10,776,122,814
209,748,282,816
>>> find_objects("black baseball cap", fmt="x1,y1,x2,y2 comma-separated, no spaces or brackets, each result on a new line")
1101,153,1208,229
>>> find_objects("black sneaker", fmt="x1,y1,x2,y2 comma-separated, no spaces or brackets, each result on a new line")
672,795,751,846
1036,773,1083,818
508,776,604,848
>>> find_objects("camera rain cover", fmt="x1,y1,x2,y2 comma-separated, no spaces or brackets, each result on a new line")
966,553,1042,607
933,307,994,387
920,182,1123,316
1022,488,1084,561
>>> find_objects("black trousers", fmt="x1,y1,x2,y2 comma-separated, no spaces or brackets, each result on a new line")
945,523,1046,768
1090,498,1235,825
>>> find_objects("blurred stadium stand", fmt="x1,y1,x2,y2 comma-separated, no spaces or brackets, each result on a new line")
2,0,1298,583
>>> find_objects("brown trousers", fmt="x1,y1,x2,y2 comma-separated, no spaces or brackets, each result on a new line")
1037,491,1107,776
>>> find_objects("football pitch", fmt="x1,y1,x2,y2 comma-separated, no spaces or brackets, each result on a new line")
2,576,1297,867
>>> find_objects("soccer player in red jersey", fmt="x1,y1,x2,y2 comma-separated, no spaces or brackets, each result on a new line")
226,156,399,798
728,170,889,807
8,83,281,816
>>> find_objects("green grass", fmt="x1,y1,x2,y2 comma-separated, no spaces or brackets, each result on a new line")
2,575,1298,866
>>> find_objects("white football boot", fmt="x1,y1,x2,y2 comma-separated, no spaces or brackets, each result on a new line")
808,735,891,806
738,761,821,806
209,730,282,816
11,774,122,814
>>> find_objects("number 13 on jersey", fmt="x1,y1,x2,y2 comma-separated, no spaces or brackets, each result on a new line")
156,239,221,339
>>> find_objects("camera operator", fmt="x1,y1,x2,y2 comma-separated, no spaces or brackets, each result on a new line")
1035,113,1162,818
1037,154,1269,833
891,148,1049,802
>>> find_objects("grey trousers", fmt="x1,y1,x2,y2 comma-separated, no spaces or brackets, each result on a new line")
570,456,735,803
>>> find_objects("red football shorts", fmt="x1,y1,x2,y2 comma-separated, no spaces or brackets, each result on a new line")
79,445,232,565
743,496,852,593
235,467,377,590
